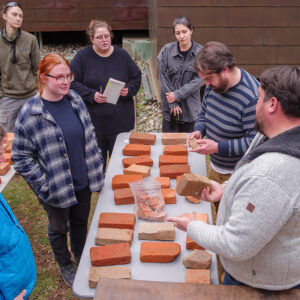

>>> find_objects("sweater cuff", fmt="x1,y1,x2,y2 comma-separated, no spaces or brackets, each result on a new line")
218,141,229,156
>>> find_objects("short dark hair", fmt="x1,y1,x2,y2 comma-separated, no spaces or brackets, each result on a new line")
2,2,22,14
260,65,300,118
172,16,193,32
194,41,235,74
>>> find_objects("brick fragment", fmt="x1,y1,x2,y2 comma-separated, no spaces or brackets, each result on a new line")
140,242,181,263
161,188,176,204
98,212,136,229
155,177,170,188
90,243,131,267
185,269,211,284
189,138,201,149
163,144,188,156
176,173,211,197
129,132,156,145
162,133,187,145
0,162,11,176
95,228,133,246
122,144,151,156
182,249,212,269
89,266,131,288
159,155,188,167
112,174,143,190
122,155,153,168
160,164,190,179
123,164,150,177
114,188,134,205
138,222,175,241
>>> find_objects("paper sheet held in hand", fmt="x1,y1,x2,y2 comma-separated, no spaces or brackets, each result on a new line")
104,78,125,104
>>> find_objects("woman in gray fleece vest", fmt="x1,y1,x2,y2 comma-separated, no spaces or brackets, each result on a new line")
168,65,300,290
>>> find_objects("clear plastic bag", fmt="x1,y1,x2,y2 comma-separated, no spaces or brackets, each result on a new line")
129,178,167,221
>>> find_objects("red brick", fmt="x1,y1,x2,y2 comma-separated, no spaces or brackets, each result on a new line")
90,243,131,267
162,133,187,145
5,132,14,143
123,164,150,177
129,132,156,145
98,212,136,229
159,155,188,167
122,144,151,156
122,155,153,168
185,269,211,284
3,153,12,165
163,144,188,156
112,174,143,190
176,173,211,197
155,177,170,188
160,164,190,179
185,213,209,250
0,162,11,176
114,188,134,205
140,242,181,263
4,142,12,153
161,188,176,204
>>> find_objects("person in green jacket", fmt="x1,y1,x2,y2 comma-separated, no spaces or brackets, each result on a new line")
0,2,40,132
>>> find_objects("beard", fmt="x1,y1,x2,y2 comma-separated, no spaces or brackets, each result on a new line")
254,117,265,135
209,78,229,94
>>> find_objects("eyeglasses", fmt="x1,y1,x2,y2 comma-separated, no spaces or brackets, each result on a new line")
94,34,111,41
45,73,74,83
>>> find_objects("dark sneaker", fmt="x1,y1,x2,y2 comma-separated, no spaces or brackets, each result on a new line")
59,262,76,287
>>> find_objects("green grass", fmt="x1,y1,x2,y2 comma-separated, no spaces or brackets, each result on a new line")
2,174,98,299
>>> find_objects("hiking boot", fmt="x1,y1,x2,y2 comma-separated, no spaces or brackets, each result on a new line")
58,262,76,287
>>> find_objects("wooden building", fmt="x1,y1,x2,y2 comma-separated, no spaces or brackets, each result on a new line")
149,0,300,77
0,0,148,31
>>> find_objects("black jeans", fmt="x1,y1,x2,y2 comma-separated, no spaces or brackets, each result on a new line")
97,134,117,172
42,186,91,265
162,119,195,133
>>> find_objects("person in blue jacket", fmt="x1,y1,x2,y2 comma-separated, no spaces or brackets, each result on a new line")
0,126,36,300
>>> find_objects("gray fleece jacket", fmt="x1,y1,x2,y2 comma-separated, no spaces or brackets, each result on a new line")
188,126,300,290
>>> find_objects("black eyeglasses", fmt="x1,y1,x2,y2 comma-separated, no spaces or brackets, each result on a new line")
45,73,74,83
4,2,22,13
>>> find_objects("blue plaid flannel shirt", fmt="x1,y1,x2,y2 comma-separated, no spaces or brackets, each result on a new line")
11,90,104,208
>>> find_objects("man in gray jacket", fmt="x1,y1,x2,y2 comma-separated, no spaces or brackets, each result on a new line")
168,65,300,290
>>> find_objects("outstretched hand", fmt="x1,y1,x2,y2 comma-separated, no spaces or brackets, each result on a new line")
166,212,196,231
189,138,218,155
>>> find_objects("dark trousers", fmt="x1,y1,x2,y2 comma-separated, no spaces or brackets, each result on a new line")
162,119,195,133
97,135,117,172
223,272,300,289
42,186,91,265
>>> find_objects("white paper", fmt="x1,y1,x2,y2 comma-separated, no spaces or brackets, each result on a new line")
103,78,125,104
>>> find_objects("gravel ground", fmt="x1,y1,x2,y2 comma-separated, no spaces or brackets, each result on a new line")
40,44,163,133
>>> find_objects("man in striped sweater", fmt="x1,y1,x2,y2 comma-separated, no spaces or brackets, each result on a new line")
188,42,259,184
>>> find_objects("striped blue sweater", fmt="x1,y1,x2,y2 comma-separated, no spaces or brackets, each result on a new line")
195,68,259,171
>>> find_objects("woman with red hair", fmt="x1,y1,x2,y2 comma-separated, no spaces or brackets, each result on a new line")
11,53,104,287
